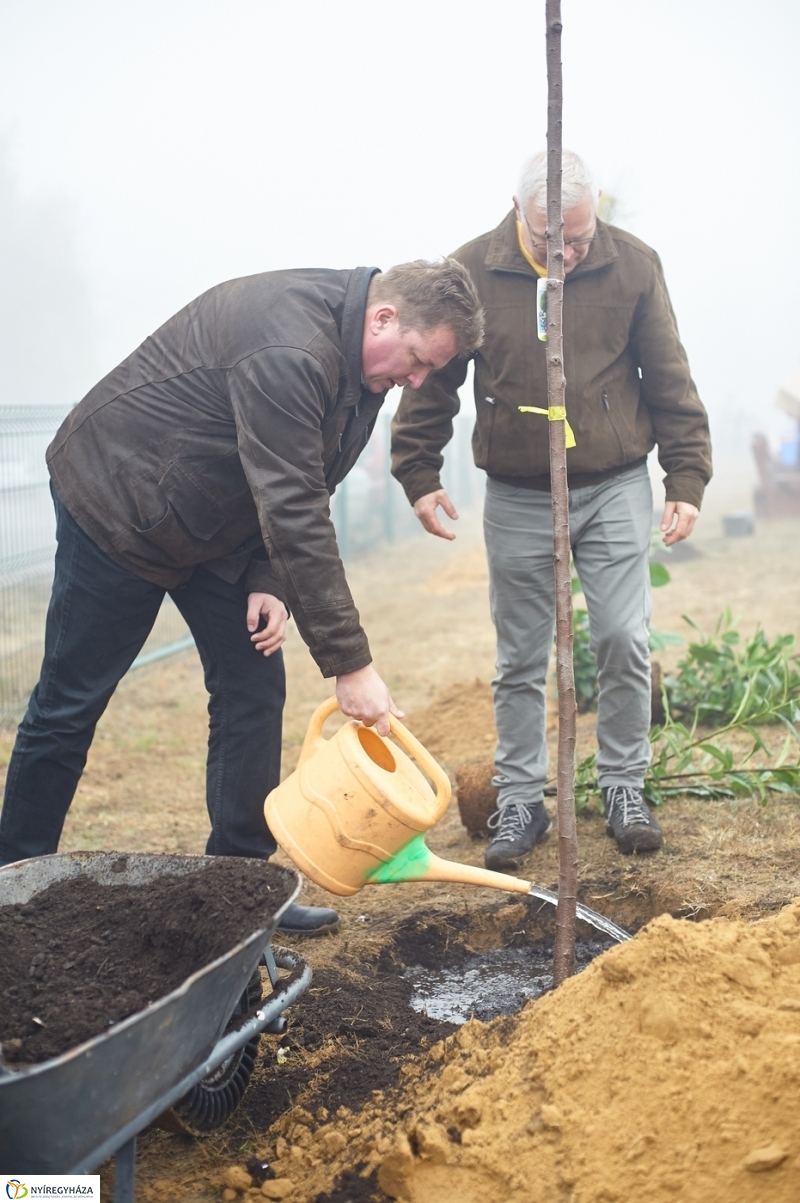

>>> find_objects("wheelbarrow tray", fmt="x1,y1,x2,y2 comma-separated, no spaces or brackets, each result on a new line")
0,852,305,1173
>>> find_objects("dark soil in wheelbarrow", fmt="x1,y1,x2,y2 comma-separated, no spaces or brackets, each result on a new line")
0,858,293,1067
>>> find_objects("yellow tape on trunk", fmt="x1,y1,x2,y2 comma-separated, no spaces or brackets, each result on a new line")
518,406,576,448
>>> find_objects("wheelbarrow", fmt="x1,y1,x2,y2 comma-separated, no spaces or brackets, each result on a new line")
0,852,312,1201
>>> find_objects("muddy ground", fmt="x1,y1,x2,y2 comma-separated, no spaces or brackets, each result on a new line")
0,500,799,1198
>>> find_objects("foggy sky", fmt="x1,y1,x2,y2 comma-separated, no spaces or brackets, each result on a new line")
1,0,798,461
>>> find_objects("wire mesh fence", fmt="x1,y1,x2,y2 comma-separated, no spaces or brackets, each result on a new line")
0,407,67,726
0,403,482,728
329,406,481,558
0,407,192,726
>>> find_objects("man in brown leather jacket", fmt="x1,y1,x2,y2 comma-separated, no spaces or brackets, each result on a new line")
392,151,712,870
0,260,483,934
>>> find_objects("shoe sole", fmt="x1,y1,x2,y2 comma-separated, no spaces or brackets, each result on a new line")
275,917,342,938
484,820,553,871
605,824,663,854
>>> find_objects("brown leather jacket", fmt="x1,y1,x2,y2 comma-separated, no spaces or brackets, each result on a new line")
48,267,382,677
392,212,712,509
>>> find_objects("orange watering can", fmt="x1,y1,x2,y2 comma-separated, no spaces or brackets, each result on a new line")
265,699,629,940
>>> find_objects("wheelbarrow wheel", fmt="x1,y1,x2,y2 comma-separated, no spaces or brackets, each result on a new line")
156,967,263,1136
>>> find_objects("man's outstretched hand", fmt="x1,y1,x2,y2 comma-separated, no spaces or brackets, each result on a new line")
247,593,289,656
413,488,459,540
660,501,699,546
336,664,404,736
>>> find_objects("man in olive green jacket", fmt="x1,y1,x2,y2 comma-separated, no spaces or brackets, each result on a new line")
392,151,712,867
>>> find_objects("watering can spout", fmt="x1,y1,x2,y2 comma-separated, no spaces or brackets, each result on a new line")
365,833,531,894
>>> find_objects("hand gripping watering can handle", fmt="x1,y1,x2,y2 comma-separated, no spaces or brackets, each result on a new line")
296,699,451,823
387,713,451,823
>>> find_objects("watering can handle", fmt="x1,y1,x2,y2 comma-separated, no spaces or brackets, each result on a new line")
296,696,341,768
387,713,451,823
297,699,451,822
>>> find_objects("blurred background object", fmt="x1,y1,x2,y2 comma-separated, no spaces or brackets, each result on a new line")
751,366,800,519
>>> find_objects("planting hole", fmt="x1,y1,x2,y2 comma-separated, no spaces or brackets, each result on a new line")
403,937,613,1024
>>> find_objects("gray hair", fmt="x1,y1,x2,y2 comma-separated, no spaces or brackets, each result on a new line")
369,258,484,357
516,149,596,215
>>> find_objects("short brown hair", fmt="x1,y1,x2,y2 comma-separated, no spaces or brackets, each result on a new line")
369,258,484,357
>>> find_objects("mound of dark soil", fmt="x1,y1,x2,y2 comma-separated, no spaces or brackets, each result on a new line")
0,857,293,1067
218,900,603,1154
228,964,458,1142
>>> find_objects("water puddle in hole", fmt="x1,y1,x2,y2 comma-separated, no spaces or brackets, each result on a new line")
403,938,612,1025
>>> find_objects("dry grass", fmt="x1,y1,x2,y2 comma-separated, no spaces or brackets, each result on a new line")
0,512,798,910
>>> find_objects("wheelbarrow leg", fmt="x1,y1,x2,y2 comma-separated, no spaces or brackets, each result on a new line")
113,1134,137,1203
261,946,288,1034
262,945,280,988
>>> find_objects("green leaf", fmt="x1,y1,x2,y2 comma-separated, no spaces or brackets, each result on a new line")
649,561,671,588
648,627,683,651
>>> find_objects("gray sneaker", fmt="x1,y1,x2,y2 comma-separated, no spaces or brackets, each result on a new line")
602,786,663,854
484,800,552,871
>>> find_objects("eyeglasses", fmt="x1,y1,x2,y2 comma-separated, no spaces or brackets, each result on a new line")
523,212,596,251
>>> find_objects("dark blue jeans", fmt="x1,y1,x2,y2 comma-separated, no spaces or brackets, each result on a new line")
0,493,285,866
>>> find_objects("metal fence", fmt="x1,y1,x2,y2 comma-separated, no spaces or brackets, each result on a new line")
0,407,192,726
0,403,482,727
329,405,481,558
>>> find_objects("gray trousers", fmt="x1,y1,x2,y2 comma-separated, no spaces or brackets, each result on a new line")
484,464,653,804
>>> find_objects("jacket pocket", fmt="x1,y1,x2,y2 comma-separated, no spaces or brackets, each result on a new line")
601,390,627,460
135,461,228,542
473,392,498,470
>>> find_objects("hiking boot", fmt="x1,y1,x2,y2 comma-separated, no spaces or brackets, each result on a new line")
276,901,341,937
602,785,663,854
484,800,552,871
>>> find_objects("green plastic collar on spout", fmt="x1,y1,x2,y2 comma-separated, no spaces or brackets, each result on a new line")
364,833,533,895
365,833,433,884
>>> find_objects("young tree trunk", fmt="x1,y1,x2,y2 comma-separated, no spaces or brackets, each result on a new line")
545,0,578,986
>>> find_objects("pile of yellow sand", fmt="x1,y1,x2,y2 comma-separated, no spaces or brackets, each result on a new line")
220,902,800,1203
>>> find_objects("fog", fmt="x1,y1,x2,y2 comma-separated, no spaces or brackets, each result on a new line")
1,0,798,496
0,143,95,407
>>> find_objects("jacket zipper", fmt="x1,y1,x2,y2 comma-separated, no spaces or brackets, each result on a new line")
602,391,626,458
482,392,498,467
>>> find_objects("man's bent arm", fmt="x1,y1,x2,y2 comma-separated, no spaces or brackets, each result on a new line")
229,347,371,679
391,352,470,505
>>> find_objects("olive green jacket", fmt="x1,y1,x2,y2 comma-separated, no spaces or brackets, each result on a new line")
392,212,712,509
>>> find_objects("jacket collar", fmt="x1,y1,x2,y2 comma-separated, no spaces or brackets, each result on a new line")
485,210,619,281
342,265,382,406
